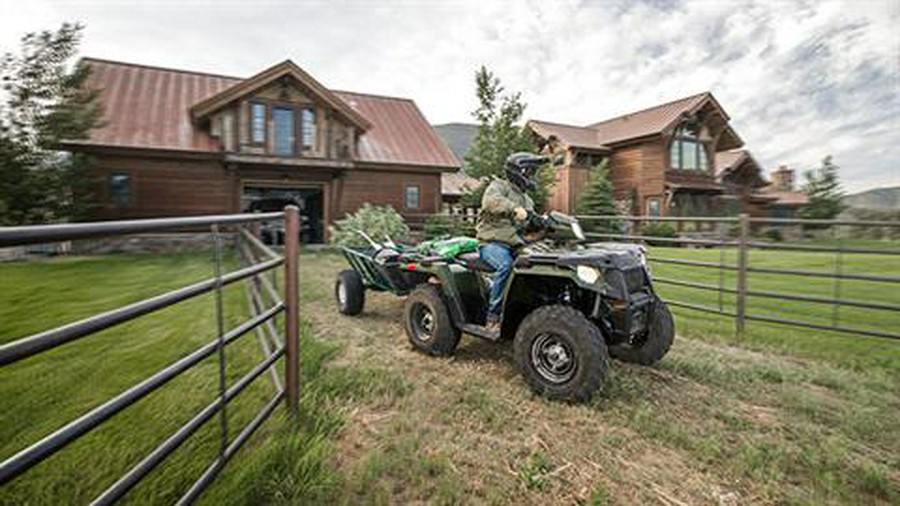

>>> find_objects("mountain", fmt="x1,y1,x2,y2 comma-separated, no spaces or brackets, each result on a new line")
844,186,900,210
432,123,478,164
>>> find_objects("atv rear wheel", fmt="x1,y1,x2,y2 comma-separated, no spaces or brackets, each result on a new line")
609,297,674,365
335,270,365,316
404,285,460,356
513,305,609,403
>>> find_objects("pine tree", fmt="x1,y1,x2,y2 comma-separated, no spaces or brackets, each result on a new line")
0,23,103,225
801,155,847,222
575,159,621,233
462,66,552,209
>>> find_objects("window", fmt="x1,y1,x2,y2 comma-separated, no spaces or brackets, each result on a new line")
301,107,316,150
405,185,421,209
669,122,709,171
251,103,266,144
109,173,131,208
272,107,295,155
647,197,661,217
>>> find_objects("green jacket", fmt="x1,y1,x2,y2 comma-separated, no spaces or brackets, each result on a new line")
476,177,535,246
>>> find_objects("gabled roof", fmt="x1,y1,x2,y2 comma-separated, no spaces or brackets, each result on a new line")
762,188,809,206
590,92,713,145
75,58,237,152
528,91,743,150
715,149,767,187
68,58,457,169
526,119,610,151
441,170,480,197
714,149,746,176
191,60,371,130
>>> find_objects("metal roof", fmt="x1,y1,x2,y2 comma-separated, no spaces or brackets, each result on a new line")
526,119,610,151
528,92,743,150
440,170,480,197
73,58,458,169
334,90,458,168
589,92,711,145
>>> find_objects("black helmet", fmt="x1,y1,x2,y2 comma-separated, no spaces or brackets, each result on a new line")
504,152,548,191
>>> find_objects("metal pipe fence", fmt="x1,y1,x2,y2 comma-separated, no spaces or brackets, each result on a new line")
408,212,900,341
0,207,301,503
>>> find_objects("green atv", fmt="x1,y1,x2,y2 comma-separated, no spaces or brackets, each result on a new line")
335,213,674,402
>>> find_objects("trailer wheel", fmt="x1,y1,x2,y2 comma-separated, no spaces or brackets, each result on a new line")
404,285,460,356
609,297,674,365
335,270,365,316
514,305,609,403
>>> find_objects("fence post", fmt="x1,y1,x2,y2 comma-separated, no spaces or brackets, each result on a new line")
283,206,300,415
735,213,749,335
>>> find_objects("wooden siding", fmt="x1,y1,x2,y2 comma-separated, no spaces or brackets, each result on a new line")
548,164,570,212
338,169,441,218
609,145,644,202
640,141,667,198
89,154,233,220
88,151,444,237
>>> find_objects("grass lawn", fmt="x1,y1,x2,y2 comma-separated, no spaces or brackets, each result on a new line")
646,244,900,374
1,248,898,505
0,253,405,505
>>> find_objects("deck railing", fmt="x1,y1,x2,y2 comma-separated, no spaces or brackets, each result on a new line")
0,207,301,504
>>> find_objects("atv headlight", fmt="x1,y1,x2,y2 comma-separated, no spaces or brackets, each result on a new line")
576,265,600,285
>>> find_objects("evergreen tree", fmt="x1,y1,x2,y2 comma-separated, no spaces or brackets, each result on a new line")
801,155,847,221
462,66,552,209
0,23,102,225
575,159,621,233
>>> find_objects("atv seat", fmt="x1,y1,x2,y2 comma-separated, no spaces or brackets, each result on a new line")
457,252,495,272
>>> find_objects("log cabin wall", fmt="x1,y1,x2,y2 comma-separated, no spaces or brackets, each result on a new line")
89,153,234,220
548,163,571,212
337,167,442,218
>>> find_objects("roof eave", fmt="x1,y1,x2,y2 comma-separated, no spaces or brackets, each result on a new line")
61,140,225,159
190,60,372,131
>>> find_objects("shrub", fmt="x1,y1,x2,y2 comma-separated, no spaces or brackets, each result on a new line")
329,204,410,248
763,228,783,242
423,215,476,239
575,160,623,234
641,222,677,247
423,215,453,239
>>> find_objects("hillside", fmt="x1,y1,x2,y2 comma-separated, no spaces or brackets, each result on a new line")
433,122,478,162
844,186,900,209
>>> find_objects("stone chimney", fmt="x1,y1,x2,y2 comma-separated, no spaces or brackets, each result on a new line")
770,165,794,192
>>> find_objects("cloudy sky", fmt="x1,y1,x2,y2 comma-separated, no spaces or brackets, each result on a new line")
1,0,897,192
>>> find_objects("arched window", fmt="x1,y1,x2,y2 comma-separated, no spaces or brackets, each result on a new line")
669,122,709,171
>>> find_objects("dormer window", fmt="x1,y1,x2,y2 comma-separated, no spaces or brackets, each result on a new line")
669,122,709,171
301,107,316,150
272,107,295,155
251,102,266,144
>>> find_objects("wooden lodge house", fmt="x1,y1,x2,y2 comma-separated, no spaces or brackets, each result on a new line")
526,92,803,220
64,58,459,242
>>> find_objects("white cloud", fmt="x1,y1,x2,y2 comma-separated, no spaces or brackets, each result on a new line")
0,0,897,192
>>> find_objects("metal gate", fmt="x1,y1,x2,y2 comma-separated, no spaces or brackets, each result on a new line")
0,207,301,504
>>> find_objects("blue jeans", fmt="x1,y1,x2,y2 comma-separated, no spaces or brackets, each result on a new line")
480,242,514,319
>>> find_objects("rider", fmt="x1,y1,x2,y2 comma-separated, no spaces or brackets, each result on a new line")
476,152,548,332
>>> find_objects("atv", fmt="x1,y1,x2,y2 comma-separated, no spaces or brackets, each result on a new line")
334,213,674,402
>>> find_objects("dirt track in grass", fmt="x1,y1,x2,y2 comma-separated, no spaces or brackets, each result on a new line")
299,251,899,505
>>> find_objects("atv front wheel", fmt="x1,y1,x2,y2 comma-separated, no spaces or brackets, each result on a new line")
404,285,461,356
335,270,365,315
609,297,674,365
513,305,610,403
